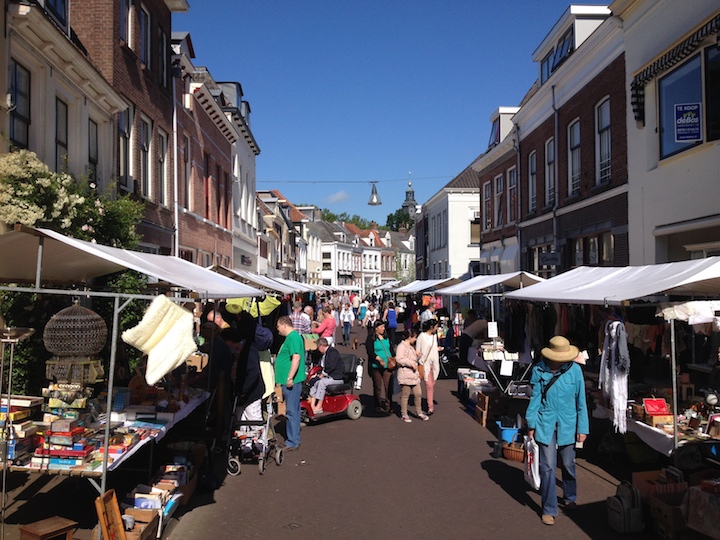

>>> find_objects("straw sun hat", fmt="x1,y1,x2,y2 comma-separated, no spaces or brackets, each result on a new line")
541,336,579,363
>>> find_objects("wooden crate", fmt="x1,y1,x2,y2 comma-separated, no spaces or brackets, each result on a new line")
475,405,488,427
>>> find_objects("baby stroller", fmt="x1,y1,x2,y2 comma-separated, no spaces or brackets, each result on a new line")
226,394,283,475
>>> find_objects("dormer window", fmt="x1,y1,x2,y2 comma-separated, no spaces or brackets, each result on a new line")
46,0,68,29
488,118,500,148
541,51,553,84
551,28,574,72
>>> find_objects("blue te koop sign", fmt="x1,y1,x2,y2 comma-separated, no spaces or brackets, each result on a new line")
674,103,702,142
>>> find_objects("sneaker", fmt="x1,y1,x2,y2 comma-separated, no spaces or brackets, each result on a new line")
401,415,412,423
541,514,555,526
418,412,429,421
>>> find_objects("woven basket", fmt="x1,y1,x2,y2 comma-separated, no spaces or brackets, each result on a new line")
43,304,108,357
502,433,525,462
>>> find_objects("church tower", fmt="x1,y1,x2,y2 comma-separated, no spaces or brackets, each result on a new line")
401,181,418,216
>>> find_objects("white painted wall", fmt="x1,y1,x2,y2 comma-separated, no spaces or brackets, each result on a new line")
616,0,720,263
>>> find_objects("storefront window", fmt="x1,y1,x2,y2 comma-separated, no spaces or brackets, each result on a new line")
659,54,702,159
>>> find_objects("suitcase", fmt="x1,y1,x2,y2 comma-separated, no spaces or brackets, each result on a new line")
607,481,644,533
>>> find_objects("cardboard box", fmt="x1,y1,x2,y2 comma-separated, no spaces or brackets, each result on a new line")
645,414,674,427
124,507,158,523
632,471,687,502
649,492,686,536
125,511,159,540
178,468,197,506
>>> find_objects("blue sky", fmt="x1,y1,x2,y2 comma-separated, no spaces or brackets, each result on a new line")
174,1,604,225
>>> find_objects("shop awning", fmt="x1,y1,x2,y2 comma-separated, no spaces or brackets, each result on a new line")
392,278,455,294
271,276,318,293
490,246,503,262
0,227,263,298
210,266,296,295
436,271,545,295
504,257,720,306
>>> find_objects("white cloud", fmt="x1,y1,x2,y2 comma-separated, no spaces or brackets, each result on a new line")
326,191,349,204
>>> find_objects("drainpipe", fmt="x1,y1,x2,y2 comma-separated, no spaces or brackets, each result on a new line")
514,124,522,271
551,85,560,265
172,69,179,257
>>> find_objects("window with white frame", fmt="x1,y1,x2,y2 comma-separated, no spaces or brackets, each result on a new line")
140,117,151,197
658,46,720,159
552,28,574,72
494,174,504,228
139,4,151,67
9,59,30,149
118,107,133,190
55,98,68,172
119,0,130,43
568,120,581,195
157,129,168,205
442,209,448,247
596,98,611,184
483,181,492,231
540,51,553,85
488,118,500,148
545,138,555,206
507,167,517,223
88,119,98,182
528,151,537,212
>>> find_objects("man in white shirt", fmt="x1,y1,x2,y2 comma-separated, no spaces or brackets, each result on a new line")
419,304,437,324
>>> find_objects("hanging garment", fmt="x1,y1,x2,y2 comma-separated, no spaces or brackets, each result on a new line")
122,295,197,385
599,320,629,434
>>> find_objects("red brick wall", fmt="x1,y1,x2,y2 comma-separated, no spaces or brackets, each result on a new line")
478,152,519,244
73,0,176,252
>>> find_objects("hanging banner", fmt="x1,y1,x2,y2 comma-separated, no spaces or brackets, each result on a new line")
674,102,702,142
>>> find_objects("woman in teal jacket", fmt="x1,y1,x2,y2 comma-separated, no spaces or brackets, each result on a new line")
526,336,589,527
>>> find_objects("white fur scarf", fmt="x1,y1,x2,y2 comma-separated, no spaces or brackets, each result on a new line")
122,295,198,386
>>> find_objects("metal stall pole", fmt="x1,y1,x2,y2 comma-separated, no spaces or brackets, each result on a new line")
671,319,678,451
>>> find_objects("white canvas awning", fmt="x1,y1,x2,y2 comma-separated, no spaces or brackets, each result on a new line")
504,257,720,305
210,266,296,295
271,276,318,293
392,278,455,294
0,227,263,298
436,271,545,295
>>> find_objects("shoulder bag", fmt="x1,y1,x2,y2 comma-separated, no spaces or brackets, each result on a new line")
379,339,396,371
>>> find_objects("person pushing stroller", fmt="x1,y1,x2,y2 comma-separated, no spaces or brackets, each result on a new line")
308,338,345,414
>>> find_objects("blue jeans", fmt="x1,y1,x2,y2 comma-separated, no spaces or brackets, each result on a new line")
342,321,351,343
538,431,577,516
282,383,302,448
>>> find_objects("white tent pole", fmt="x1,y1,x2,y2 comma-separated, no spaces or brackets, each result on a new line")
35,236,44,289
671,319,678,451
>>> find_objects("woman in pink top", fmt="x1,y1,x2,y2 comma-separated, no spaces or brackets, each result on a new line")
313,305,337,346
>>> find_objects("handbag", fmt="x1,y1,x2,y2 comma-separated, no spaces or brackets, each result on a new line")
417,363,425,380
387,356,397,371
379,340,395,371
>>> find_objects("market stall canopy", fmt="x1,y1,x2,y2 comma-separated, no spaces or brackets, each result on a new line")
271,276,318,293
210,265,296,295
376,280,401,291
0,227,263,298
504,258,720,306
436,271,545,295
393,278,456,294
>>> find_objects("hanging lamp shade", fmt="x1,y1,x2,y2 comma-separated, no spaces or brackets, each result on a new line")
43,304,108,357
368,183,382,206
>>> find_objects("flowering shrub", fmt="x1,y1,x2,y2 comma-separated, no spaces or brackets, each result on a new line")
0,149,144,248
0,150,85,229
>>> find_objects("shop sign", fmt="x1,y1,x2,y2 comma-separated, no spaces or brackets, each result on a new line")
539,252,561,266
674,102,702,142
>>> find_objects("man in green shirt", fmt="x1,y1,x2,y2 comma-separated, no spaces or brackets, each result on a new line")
275,316,305,450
